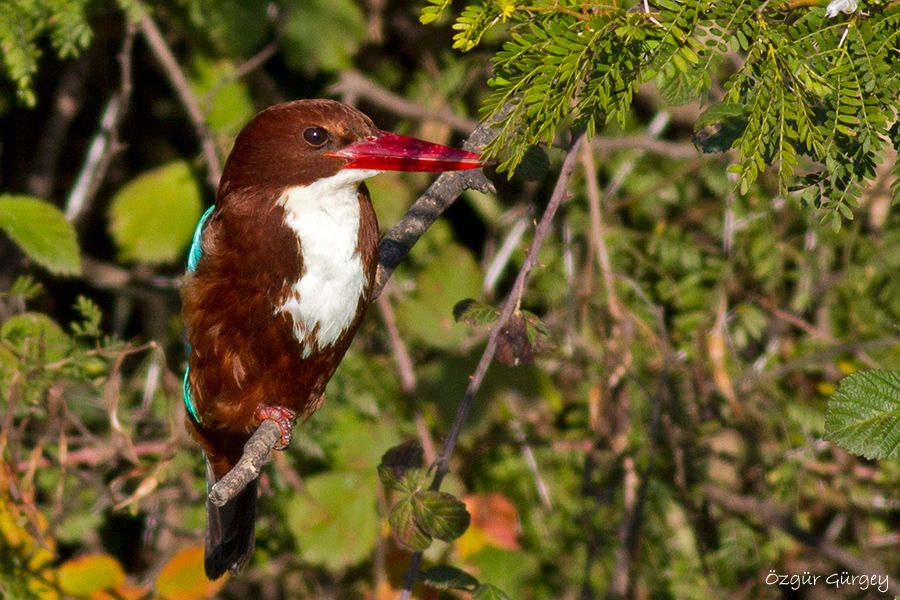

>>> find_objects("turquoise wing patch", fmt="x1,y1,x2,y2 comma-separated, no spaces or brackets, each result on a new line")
183,367,201,424
188,204,215,272
183,205,215,424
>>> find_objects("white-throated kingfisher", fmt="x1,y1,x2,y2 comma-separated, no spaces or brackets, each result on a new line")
181,99,481,579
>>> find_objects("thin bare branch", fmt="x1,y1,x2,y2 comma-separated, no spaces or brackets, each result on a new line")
400,131,586,599
65,24,135,224
139,10,222,192
330,70,479,134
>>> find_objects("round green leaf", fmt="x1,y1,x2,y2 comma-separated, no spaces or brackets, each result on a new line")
0,195,81,275
413,490,471,542
285,470,379,570
108,161,202,264
58,554,125,596
395,242,482,350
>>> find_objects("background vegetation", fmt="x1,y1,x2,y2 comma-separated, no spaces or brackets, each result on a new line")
0,0,897,598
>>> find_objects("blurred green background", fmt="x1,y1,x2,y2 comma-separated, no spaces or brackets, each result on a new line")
0,1,897,599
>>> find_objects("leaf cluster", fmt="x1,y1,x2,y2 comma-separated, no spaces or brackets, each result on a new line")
427,0,900,221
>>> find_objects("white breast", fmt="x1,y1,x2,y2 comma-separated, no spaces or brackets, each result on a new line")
277,169,380,357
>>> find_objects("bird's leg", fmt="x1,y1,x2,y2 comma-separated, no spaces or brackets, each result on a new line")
253,404,297,450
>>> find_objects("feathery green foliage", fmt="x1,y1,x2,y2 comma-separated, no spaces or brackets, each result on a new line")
425,0,899,223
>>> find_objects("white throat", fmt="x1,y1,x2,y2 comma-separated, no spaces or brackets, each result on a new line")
277,169,380,357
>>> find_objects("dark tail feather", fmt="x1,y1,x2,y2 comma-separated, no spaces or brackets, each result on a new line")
204,460,258,580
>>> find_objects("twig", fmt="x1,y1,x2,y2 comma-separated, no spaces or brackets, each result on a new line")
704,485,900,596
201,42,279,108
27,55,89,199
400,131,586,600
593,134,698,159
65,24,135,224
139,10,222,192
377,292,437,463
330,70,479,134
208,420,281,507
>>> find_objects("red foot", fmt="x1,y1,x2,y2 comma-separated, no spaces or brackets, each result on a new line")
254,404,297,450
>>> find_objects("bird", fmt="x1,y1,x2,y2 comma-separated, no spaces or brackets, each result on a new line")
181,99,481,580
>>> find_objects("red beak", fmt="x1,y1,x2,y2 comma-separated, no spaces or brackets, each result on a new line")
327,130,482,172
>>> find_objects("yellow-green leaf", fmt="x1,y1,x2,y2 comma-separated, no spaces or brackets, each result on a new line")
58,554,125,597
285,470,379,569
0,195,81,276
108,161,202,264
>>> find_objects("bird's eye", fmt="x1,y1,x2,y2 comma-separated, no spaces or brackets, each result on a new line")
303,127,328,147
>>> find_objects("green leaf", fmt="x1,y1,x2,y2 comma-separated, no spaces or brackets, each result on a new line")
395,242,482,350
0,195,81,275
107,161,203,264
285,470,379,570
1,312,70,362
389,495,433,551
422,565,480,591
378,441,425,492
413,490,471,542
324,408,399,471
281,0,365,73
473,583,512,600
189,57,256,137
454,299,499,326
58,554,125,596
825,370,900,459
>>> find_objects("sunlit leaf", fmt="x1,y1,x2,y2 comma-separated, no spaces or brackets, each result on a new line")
285,470,379,569
108,161,202,264
378,441,425,492
0,195,81,275
453,299,499,326
396,242,482,350
281,0,366,73
58,554,125,597
1,312,70,361
156,546,228,600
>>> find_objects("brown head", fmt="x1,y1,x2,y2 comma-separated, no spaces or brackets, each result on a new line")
217,99,481,201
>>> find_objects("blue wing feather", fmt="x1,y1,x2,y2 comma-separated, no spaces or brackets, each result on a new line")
183,204,215,424
188,204,216,273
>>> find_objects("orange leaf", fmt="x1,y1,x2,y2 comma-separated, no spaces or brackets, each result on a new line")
458,494,520,558
157,546,228,600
